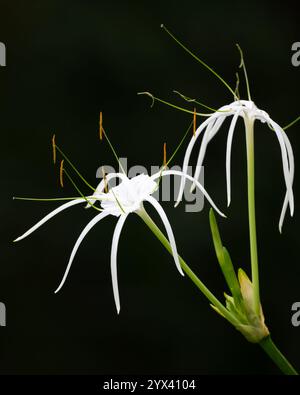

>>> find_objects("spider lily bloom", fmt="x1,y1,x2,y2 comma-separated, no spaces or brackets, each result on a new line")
14,170,224,313
176,99,294,232
154,26,297,233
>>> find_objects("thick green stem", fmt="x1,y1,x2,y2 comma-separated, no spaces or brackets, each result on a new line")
138,207,298,375
245,117,260,316
137,207,239,327
260,336,298,375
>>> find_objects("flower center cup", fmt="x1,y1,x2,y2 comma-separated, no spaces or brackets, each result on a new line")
100,174,157,216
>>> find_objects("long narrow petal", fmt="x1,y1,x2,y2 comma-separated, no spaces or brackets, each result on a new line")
279,131,295,232
226,111,241,206
192,115,227,191
86,173,127,208
175,116,219,206
14,198,87,242
144,196,184,276
111,214,128,314
268,119,294,216
152,169,225,218
54,211,110,293
176,107,234,205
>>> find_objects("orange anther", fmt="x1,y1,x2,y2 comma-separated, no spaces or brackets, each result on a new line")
52,134,56,164
99,111,103,140
163,142,167,167
59,160,64,188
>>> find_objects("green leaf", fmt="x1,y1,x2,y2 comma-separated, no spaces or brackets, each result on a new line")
209,208,225,266
209,209,242,306
223,247,243,306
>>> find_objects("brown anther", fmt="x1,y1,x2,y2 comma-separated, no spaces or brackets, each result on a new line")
59,160,64,188
99,111,103,140
52,134,56,164
163,142,167,167
193,108,197,136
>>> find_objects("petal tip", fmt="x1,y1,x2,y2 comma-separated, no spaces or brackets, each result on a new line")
190,184,196,193
54,286,61,294
174,201,180,208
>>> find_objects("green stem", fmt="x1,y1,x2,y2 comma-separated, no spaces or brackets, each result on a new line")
259,336,298,375
137,207,239,327
138,207,298,375
245,117,260,316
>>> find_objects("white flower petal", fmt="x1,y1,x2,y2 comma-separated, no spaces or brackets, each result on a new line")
226,111,241,206
176,106,234,206
14,198,87,242
175,116,217,206
54,211,110,294
191,115,227,192
111,214,128,314
279,131,295,232
268,119,294,216
151,169,226,217
144,195,184,276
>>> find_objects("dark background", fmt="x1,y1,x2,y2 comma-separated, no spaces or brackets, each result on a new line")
0,0,299,375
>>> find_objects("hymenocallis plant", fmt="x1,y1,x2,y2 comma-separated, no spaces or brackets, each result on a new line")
139,25,300,375
13,25,299,375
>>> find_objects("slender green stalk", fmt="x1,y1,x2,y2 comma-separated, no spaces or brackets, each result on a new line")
161,24,238,99
138,207,298,375
137,92,214,116
137,207,239,327
259,336,298,375
245,117,260,316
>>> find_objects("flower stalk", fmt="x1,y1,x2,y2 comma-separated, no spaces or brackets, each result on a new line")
137,206,239,327
260,336,298,375
139,205,298,375
245,116,260,316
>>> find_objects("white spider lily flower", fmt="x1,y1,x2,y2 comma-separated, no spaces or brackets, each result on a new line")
176,100,294,232
14,170,225,313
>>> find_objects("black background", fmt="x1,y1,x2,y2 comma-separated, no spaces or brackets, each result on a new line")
0,0,299,374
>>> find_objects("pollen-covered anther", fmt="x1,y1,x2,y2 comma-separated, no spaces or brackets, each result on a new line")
163,142,167,167
60,159,64,188
52,134,56,164
99,111,103,140
193,108,197,136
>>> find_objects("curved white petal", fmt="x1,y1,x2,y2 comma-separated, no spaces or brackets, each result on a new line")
268,119,294,216
176,106,234,206
279,131,295,232
55,211,110,294
175,116,218,206
191,115,227,192
86,173,127,208
14,198,87,242
226,111,241,206
144,195,184,276
111,214,128,314
151,169,225,218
